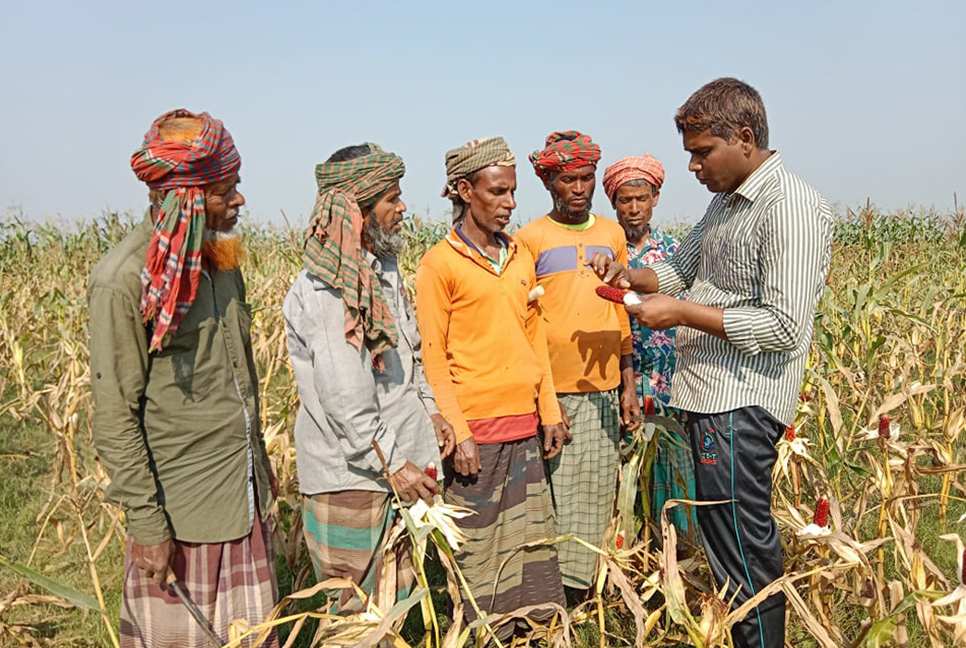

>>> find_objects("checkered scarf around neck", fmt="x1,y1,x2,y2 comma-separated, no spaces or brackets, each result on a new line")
130,109,241,352
305,144,404,363
441,137,516,224
529,130,601,181
602,154,665,203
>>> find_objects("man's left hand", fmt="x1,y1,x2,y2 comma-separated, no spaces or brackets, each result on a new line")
625,294,682,330
268,467,279,499
620,386,641,431
542,423,571,459
430,413,456,459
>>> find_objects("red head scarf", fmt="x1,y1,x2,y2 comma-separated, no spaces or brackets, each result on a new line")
130,109,241,351
602,154,665,203
529,130,601,181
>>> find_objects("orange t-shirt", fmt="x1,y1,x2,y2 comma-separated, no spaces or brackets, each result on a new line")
514,214,632,393
415,229,562,444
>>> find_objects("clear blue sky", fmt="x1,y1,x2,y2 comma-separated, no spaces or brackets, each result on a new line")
1,0,963,229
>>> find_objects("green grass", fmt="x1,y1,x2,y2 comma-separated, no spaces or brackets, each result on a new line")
0,417,123,647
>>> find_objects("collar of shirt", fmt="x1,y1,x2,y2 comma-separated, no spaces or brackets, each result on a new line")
628,228,671,258
546,213,596,231
729,150,783,205
455,222,508,260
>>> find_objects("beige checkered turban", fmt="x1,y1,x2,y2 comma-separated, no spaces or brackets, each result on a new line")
442,137,516,223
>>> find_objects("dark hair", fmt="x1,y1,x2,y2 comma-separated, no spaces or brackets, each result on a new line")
675,77,769,149
463,168,483,186
326,144,371,163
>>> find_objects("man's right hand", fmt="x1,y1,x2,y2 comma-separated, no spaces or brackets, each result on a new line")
451,436,482,478
131,539,175,586
588,253,631,289
388,460,439,504
542,423,572,459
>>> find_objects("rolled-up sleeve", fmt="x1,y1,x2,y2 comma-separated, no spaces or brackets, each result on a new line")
721,198,832,355
653,217,705,297
88,285,170,545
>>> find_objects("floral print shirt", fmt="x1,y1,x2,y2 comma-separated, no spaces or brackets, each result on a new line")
627,228,682,411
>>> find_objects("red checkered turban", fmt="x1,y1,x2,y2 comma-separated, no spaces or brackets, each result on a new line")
602,154,665,203
129,109,241,351
529,130,601,181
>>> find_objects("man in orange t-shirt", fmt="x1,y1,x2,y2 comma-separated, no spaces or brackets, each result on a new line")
514,131,639,591
415,137,568,637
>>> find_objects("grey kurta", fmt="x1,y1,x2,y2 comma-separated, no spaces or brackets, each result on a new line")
283,255,440,495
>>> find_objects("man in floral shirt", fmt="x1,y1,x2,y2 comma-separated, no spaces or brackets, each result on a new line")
602,154,696,538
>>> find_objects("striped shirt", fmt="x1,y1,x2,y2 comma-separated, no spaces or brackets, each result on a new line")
651,152,833,425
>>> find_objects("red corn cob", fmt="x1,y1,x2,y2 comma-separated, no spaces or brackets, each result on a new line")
595,285,627,304
878,415,891,439
961,547,966,586
643,394,655,416
813,496,830,528
785,424,796,441
615,532,624,549
424,462,438,481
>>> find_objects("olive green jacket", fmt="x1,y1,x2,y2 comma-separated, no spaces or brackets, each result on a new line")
87,215,273,545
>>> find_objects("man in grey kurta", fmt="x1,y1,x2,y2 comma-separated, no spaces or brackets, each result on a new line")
283,143,453,613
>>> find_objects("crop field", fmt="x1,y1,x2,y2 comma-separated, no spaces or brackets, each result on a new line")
1,204,965,647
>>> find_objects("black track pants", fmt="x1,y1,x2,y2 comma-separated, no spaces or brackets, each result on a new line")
685,407,786,648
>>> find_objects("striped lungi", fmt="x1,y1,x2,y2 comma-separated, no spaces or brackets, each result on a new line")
444,435,565,634
120,512,278,648
301,491,414,614
545,389,621,589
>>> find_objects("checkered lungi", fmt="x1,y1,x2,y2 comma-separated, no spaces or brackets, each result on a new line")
120,512,278,648
444,435,565,636
301,491,414,614
545,389,621,589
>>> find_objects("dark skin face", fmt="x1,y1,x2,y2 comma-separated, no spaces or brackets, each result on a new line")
614,182,660,244
364,181,406,235
683,127,769,194
204,173,245,232
546,164,596,224
457,165,517,251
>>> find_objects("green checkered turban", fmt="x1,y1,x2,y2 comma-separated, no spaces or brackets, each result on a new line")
442,137,516,224
304,143,405,360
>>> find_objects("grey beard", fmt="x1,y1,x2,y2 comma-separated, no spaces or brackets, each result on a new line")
550,187,592,221
365,217,403,259
621,224,650,243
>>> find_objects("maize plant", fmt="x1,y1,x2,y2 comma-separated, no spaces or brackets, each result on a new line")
1,205,966,647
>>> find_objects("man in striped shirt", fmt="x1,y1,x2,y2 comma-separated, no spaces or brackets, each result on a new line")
592,78,833,648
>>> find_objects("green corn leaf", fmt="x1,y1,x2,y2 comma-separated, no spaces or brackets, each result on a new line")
0,554,100,611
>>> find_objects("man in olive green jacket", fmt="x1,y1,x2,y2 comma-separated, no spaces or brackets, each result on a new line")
88,110,278,648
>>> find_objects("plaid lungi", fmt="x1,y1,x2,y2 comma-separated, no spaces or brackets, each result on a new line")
445,435,565,634
545,389,621,589
301,491,414,614
120,512,278,648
